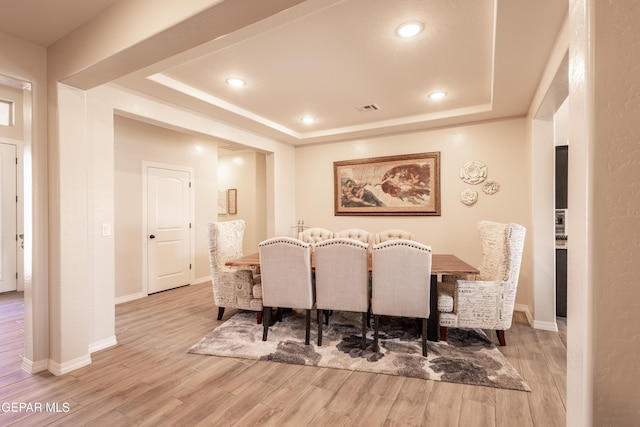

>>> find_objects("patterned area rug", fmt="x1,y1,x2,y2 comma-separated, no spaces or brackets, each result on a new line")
188,310,530,392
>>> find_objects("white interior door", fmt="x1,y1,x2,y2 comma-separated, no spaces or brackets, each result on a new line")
0,143,17,293
147,166,192,294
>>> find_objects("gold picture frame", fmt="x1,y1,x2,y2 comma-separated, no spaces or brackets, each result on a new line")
227,188,237,214
334,152,441,216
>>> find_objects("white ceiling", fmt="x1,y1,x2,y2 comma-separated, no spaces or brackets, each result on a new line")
0,0,568,146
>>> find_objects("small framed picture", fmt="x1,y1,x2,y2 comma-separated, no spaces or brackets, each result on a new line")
227,188,237,214
218,190,227,214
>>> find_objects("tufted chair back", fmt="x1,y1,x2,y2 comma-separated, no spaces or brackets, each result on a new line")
375,229,414,243
335,228,373,247
298,227,334,247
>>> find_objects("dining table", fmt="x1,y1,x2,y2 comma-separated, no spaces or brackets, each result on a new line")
225,252,479,342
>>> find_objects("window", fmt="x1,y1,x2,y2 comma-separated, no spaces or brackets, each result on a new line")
0,99,12,126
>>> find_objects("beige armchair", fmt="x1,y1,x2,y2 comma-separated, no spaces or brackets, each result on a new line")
375,229,414,243
314,238,370,349
371,239,432,357
438,221,526,346
335,228,373,247
298,227,334,247
258,237,314,345
207,220,262,323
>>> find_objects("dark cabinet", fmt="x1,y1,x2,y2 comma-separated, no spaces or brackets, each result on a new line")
555,146,568,209
555,146,568,318
556,249,567,317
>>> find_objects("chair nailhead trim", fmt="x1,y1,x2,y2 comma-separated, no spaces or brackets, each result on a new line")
373,240,431,253
259,238,309,248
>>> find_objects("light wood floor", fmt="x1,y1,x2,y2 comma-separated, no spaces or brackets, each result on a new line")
0,283,566,426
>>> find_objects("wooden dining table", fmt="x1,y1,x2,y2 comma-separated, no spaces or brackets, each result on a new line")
226,252,479,342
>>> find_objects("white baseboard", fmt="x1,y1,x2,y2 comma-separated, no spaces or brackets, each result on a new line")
21,357,49,374
194,276,211,285
115,292,145,305
533,319,559,332
89,335,117,354
514,303,558,331
48,354,92,376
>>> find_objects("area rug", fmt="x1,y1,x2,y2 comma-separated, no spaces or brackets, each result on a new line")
188,310,530,392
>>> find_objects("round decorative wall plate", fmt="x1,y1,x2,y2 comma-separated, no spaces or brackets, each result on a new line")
460,160,487,184
482,179,500,195
460,188,478,206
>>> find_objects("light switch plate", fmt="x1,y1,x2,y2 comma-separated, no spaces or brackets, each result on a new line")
101,223,112,236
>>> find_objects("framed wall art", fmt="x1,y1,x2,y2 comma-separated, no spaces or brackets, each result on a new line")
227,188,237,214
334,152,441,216
218,189,227,214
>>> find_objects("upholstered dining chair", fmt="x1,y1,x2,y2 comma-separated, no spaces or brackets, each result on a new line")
371,239,432,357
314,238,370,349
438,221,526,346
258,237,314,345
298,227,334,248
335,228,374,247
207,220,262,323
375,229,414,243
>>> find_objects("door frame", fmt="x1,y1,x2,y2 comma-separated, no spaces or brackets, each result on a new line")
141,161,194,296
0,138,24,293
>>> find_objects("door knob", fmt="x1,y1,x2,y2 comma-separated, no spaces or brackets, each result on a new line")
149,234,156,239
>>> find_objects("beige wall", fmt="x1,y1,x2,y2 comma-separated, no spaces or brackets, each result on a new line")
588,1,640,424
43,0,302,373
218,151,268,254
0,31,49,372
295,117,533,310
114,115,219,300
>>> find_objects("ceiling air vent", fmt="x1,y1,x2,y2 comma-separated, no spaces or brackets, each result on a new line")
356,103,381,113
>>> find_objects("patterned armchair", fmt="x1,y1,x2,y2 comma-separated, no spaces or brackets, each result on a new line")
438,221,526,345
207,220,262,323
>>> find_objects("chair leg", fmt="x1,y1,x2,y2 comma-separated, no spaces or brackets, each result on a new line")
317,309,323,346
217,307,225,320
256,311,262,324
421,318,428,357
440,326,447,341
305,309,311,345
373,314,380,352
496,330,506,346
262,307,272,341
361,312,367,350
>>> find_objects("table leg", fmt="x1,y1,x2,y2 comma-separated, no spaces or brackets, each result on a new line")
427,274,440,341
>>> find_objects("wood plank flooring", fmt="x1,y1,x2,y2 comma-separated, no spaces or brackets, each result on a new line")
0,283,566,426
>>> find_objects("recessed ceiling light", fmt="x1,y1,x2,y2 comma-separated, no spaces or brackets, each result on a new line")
225,78,246,88
428,91,447,100
301,116,316,124
396,21,424,38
